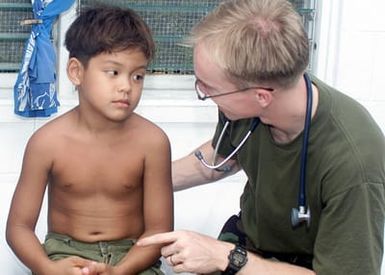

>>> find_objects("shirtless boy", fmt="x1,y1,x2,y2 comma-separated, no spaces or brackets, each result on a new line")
6,5,173,275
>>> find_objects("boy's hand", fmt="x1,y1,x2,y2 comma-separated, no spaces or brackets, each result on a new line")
50,258,117,275
47,256,96,275
82,262,120,275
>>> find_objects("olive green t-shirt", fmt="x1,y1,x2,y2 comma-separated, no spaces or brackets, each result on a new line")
212,75,385,275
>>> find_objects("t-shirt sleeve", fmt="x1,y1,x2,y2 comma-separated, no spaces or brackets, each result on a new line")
313,182,385,275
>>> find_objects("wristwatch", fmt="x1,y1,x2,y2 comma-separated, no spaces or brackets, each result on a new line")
223,244,248,275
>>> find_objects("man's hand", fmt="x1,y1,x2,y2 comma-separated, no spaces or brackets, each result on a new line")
137,230,233,274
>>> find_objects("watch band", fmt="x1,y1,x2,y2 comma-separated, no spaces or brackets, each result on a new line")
223,244,248,275
223,266,238,275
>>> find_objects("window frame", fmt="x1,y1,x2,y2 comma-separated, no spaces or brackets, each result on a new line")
2,1,329,103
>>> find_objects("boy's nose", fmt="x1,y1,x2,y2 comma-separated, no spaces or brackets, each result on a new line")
119,78,132,93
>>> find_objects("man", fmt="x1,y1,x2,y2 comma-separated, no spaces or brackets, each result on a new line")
138,0,385,274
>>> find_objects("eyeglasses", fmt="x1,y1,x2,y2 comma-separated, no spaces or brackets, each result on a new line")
195,79,274,101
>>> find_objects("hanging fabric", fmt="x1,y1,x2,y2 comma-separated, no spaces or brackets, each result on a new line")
13,0,75,117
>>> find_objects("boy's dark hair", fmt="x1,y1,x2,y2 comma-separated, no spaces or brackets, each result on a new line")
65,5,155,66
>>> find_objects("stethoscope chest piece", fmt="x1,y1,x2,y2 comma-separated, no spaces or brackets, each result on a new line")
291,206,311,228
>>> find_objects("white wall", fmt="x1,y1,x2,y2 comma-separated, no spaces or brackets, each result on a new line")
1,0,385,274
315,0,385,133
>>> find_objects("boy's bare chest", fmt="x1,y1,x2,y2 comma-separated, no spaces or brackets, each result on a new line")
51,140,144,195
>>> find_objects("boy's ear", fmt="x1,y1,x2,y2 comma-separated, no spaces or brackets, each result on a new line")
67,57,84,86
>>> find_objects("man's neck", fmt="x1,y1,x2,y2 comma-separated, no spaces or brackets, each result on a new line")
265,78,318,144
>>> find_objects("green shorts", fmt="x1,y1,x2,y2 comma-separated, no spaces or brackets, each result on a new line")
41,232,163,275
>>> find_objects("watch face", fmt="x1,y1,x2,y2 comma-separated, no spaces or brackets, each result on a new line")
233,252,245,266
231,249,247,267
226,246,248,274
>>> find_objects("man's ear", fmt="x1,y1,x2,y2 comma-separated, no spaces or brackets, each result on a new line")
67,57,84,86
254,89,273,108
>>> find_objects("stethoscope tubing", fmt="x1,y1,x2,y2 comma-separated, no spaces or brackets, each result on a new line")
194,118,260,171
195,73,313,227
299,73,313,208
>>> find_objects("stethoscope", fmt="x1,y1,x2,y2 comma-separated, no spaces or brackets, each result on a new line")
195,73,313,228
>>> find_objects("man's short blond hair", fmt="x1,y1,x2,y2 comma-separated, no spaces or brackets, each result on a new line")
190,0,309,88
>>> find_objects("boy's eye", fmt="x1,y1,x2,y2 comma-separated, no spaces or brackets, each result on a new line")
106,70,118,76
133,74,144,81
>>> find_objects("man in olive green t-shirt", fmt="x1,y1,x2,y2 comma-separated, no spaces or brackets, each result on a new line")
137,0,385,274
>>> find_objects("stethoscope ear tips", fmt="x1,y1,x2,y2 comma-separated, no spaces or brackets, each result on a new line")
291,206,311,228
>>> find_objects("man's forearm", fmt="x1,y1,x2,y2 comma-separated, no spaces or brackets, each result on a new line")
216,240,315,275
172,140,239,191
239,254,316,275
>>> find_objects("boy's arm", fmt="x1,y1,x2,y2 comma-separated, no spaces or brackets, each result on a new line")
6,131,54,273
6,131,94,275
114,129,173,275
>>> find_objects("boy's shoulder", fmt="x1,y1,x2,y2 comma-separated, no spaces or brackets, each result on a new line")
130,113,170,146
36,108,74,131
28,109,75,145
133,113,168,133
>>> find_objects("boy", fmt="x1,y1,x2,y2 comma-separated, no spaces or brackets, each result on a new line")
6,5,173,275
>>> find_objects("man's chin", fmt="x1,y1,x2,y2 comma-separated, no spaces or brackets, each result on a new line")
219,111,241,121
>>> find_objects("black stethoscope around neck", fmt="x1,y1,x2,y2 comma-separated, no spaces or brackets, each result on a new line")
195,73,313,228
